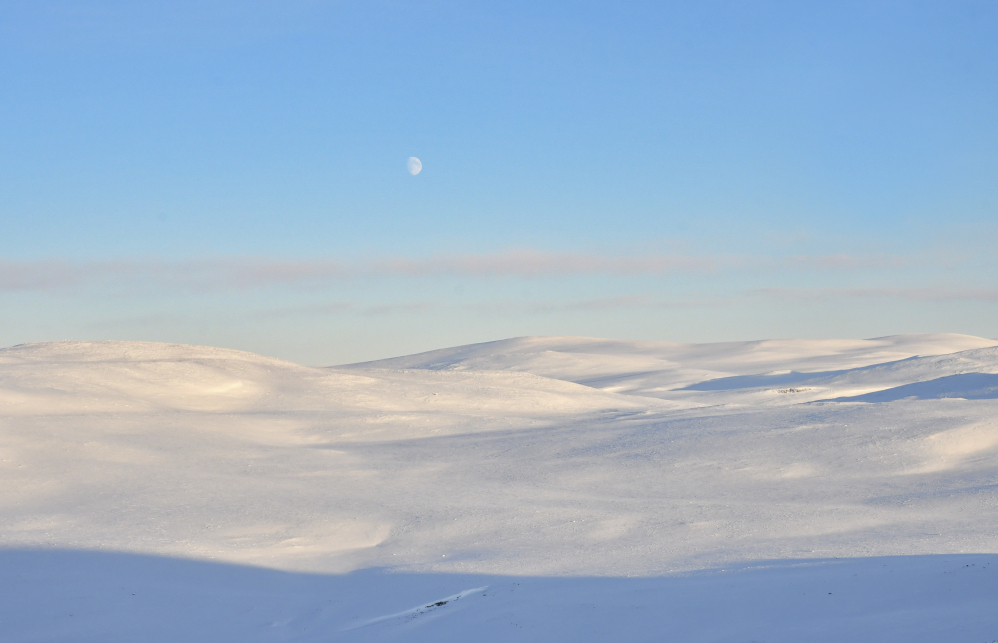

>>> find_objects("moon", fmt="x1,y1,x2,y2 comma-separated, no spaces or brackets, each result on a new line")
407,157,422,175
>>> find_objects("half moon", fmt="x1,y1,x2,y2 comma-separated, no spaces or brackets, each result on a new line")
407,157,422,175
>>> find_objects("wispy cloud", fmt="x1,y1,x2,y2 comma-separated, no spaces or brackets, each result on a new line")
374,251,723,277
250,301,437,319
755,286,998,302
781,254,910,270
483,295,732,313
0,250,916,293
0,259,98,290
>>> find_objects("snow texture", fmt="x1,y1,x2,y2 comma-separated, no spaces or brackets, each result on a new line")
2,334,998,641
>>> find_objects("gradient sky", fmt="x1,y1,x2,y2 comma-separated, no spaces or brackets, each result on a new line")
2,1,997,364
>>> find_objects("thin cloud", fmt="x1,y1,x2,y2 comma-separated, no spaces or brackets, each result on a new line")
0,259,93,290
251,301,436,320
781,254,910,270
377,250,723,277
250,301,356,320
0,250,917,293
253,296,728,319
755,286,998,302
524,295,730,312
463,294,731,314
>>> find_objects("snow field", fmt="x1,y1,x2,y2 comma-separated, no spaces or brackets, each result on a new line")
1,334,997,640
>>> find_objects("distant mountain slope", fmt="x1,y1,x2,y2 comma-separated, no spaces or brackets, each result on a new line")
342,334,998,401
828,372,998,402
673,345,998,405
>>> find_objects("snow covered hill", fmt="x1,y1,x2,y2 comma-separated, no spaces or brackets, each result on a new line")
346,333,998,400
2,335,997,641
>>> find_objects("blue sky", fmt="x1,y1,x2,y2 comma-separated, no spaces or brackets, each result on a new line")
2,1,996,364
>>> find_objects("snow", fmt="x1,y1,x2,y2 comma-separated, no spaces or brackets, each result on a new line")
830,372,998,402
2,334,998,640
4,550,996,642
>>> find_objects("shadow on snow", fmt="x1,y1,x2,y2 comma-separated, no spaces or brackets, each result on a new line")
2,548,997,642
